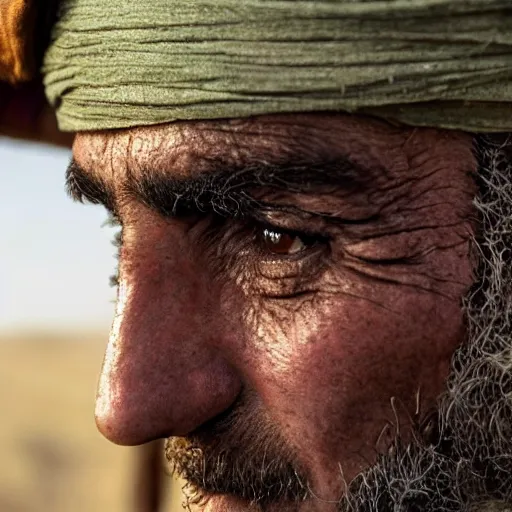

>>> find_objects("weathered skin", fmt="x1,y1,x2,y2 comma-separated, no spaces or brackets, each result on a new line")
73,113,477,512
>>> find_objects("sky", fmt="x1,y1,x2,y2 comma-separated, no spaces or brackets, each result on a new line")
0,137,116,331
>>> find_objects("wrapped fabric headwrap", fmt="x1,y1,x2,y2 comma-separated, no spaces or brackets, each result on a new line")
43,0,512,132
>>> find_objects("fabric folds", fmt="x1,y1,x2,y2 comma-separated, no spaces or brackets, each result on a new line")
43,0,512,132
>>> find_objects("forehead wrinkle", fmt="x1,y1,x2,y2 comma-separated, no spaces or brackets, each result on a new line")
72,114,415,216
97,115,389,181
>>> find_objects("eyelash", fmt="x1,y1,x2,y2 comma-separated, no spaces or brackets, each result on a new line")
198,212,329,254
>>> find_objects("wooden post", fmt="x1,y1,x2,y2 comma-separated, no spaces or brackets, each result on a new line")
133,440,165,512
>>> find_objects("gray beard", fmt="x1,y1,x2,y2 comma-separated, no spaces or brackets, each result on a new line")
338,135,512,512
167,135,512,512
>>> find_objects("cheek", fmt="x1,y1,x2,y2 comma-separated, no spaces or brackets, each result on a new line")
239,280,465,462
245,287,463,391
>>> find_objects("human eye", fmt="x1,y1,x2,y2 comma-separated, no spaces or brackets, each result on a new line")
257,225,328,259
206,215,332,299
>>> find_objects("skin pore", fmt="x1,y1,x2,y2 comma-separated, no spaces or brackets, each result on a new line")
70,113,477,512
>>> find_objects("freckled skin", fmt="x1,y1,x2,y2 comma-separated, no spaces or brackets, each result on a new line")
74,114,477,512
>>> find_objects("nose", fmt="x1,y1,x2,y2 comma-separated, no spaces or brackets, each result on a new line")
95,239,242,446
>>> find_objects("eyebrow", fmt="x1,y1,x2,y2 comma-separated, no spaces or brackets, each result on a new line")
66,156,377,219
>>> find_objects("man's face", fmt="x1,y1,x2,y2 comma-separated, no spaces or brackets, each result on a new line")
71,113,476,512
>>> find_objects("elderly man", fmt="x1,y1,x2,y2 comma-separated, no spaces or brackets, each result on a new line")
1,1,511,511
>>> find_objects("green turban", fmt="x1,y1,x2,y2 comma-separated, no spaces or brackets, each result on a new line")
43,0,512,132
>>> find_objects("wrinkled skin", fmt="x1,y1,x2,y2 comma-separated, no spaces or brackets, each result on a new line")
72,113,476,512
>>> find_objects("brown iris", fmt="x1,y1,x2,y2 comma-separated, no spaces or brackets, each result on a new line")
261,228,308,255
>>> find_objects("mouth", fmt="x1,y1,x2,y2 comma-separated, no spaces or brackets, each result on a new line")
164,390,311,509
165,433,310,506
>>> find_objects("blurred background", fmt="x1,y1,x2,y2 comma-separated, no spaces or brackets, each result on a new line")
0,137,182,512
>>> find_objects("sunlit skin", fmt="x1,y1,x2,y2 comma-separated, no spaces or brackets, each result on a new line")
71,113,477,512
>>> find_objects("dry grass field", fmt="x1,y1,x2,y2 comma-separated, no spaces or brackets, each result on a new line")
0,331,183,512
